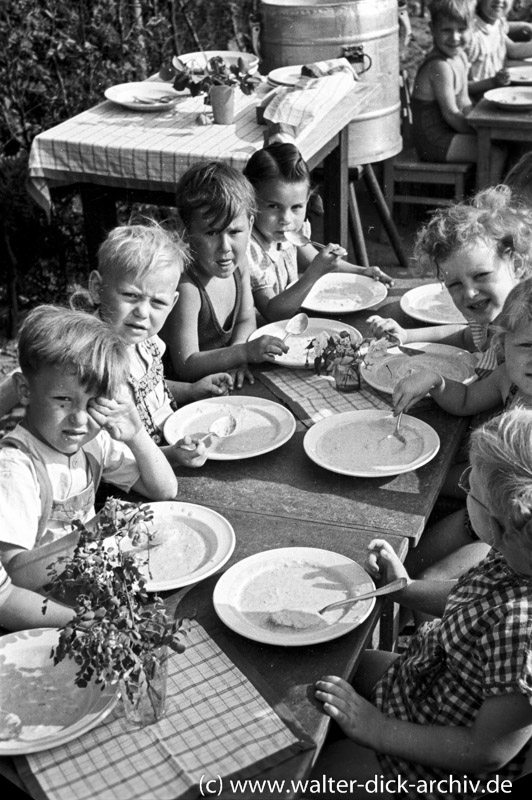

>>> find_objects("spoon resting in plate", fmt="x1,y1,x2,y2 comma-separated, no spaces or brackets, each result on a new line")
178,414,237,450
268,578,407,629
284,230,346,256
282,312,309,342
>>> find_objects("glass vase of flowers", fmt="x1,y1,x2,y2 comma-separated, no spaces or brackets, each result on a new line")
307,332,388,393
44,499,186,728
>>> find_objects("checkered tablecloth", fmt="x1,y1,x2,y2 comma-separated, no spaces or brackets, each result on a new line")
256,367,392,427
18,621,312,800
27,79,375,217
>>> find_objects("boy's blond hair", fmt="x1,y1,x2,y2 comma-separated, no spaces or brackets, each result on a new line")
18,305,129,398
429,0,475,26
470,408,532,544
175,160,256,232
97,221,189,283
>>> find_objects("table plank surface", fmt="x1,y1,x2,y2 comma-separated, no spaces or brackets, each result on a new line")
173,275,469,545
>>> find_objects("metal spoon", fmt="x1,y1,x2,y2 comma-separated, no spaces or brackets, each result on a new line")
284,230,346,255
282,312,309,342
178,414,237,450
268,577,407,629
384,412,406,446
319,577,407,614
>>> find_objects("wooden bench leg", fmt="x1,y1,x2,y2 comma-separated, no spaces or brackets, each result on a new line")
363,164,410,269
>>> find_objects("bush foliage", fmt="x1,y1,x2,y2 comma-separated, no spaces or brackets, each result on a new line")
0,0,256,332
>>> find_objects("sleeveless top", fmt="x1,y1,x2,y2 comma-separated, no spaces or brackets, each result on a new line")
188,267,243,351
0,432,103,542
128,338,177,444
412,51,468,162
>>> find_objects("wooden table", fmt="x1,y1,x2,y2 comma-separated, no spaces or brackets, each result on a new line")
468,95,532,189
0,277,470,799
27,79,377,264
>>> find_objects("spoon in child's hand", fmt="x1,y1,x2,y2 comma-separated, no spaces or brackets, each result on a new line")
284,230,346,256
282,312,309,342
178,414,237,450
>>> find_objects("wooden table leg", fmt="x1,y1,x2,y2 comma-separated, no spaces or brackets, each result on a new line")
79,184,119,268
475,129,492,191
322,127,349,249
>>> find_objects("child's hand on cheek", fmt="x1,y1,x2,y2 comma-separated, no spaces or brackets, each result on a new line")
88,392,143,442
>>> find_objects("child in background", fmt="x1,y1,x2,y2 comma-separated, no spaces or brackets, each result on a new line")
242,143,392,322
369,186,532,377
311,408,532,798
0,306,177,591
393,276,532,580
410,0,482,165
162,161,288,386
467,0,532,96
88,223,233,467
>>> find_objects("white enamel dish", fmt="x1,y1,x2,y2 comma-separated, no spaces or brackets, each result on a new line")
0,628,118,755
361,343,477,395
104,81,184,111
163,396,296,460
302,274,388,314
213,547,376,646
104,501,236,592
303,409,440,477
507,66,532,85
399,283,467,325
248,318,363,369
484,87,532,110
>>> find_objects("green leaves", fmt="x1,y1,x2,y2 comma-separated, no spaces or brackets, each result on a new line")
45,498,186,693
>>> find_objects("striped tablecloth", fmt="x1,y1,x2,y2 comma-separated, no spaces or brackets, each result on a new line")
27,77,376,217
16,620,312,800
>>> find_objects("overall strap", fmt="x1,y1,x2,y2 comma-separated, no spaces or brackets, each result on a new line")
0,436,103,539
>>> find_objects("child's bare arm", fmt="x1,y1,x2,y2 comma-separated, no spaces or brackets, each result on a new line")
163,275,286,380
365,539,452,617
430,60,473,133
506,34,532,59
368,316,472,349
0,531,81,591
1,581,75,630
315,680,532,774
393,364,505,416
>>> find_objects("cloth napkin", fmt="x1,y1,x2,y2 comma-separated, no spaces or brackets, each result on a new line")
263,70,355,139
18,620,313,800
256,367,392,427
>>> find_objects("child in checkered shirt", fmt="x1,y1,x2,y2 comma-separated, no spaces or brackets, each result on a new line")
312,407,532,798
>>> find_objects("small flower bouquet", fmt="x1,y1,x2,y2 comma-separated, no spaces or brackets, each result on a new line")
307,332,388,392
44,498,187,727
160,55,261,100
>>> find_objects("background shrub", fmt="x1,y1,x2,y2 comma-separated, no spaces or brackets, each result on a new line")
0,0,256,333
